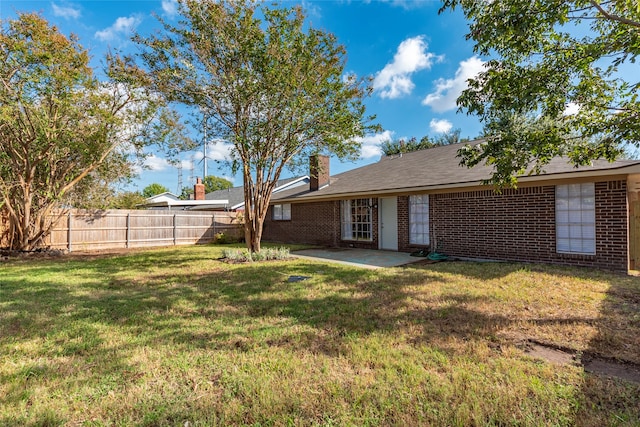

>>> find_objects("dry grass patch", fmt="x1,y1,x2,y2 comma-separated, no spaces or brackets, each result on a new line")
0,245,639,426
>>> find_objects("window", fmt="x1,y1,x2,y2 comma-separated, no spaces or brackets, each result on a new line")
272,204,291,221
341,199,372,241
556,183,595,254
409,195,429,245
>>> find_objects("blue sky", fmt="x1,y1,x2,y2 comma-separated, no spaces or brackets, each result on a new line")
1,0,485,193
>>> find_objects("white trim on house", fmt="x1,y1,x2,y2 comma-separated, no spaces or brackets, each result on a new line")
142,199,229,210
228,176,310,211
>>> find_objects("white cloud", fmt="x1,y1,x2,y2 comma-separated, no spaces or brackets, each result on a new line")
365,0,424,10
95,16,142,42
422,56,486,113
144,155,170,171
301,0,322,18
161,0,178,17
205,139,234,161
356,130,394,159
373,36,440,99
51,3,81,19
342,72,358,84
220,175,236,185
563,102,581,116
429,119,453,134
180,158,194,170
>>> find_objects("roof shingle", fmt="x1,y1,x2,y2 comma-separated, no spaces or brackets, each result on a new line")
272,140,640,202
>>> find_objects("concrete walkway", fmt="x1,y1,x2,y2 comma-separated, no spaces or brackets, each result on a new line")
291,248,425,269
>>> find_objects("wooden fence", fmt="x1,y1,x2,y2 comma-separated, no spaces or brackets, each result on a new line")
34,209,243,252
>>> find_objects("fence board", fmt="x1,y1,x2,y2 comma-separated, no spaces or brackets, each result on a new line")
35,209,242,252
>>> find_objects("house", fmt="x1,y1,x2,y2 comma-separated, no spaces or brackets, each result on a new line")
140,178,229,210
263,141,640,271
141,176,311,211
205,176,310,211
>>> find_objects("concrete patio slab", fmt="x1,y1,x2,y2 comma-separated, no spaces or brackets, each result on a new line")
291,248,425,269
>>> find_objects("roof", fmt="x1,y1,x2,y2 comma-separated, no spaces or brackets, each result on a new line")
272,140,640,203
141,199,229,210
205,176,309,210
145,192,180,203
205,186,244,209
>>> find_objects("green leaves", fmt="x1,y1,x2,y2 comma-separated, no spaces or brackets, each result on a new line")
0,13,188,250
441,0,640,187
133,0,377,251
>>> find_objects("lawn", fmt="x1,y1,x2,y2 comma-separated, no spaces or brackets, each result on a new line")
1,244,639,426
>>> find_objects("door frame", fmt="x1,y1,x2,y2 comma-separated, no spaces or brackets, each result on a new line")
378,196,398,251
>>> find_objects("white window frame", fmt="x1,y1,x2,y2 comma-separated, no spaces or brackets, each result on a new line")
272,203,291,221
556,183,596,255
341,198,372,241
409,195,429,245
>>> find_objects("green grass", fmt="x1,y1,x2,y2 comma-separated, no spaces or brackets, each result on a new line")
1,244,639,426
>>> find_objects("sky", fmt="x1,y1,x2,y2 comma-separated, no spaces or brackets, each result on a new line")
1,0,485,194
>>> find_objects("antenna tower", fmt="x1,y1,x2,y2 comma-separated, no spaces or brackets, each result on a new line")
189,155,195,185
176,162,183,194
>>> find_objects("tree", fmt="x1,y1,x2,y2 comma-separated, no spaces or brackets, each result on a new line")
133,0,376,252
142,183,170,198
0,13,186,250
178,175,233,200
179,187,194,201
110,191,146,209
440,0,640,186
380,129,465,156
203,175,233,193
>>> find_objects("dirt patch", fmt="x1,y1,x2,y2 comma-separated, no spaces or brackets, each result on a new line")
526,343,576,366
525,340,640,384
582,357,640,384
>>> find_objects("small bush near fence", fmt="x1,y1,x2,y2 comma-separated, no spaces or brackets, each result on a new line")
214,231,244,244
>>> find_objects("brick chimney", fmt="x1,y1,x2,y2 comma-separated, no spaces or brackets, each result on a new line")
194,177,205,200
310,155,330,191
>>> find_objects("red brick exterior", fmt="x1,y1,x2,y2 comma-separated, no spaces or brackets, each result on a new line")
263,201,340,246
310,155,330,191
263,199,378,249
194,178,205,201
264,180,629,271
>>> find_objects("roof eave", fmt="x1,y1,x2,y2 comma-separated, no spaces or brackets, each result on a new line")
272,163,640,203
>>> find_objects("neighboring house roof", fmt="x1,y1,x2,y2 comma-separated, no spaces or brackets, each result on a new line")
141,199,230,210
140,191,228,210
145,192,181,203
205,185,245,210
272,140,640,203
206,176,309,210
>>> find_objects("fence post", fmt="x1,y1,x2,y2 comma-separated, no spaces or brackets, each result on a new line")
212,213,216,240
126,213,131,248
67,212,72,252
173,214,177,246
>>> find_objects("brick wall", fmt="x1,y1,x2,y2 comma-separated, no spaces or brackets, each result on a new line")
263,199,379,249
264,180,628,271
593,180,628,269
263,201,340,246
429,180,628,271
398,196,410,252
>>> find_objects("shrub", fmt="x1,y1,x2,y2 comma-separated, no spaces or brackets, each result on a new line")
214,232,229,244
221,247,290,262
215,231,243,244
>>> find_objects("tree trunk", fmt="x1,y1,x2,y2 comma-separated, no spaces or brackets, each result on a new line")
243,217,262,253
241,166,274,256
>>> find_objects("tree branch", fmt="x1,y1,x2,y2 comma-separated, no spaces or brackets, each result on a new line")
589,0,640,29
